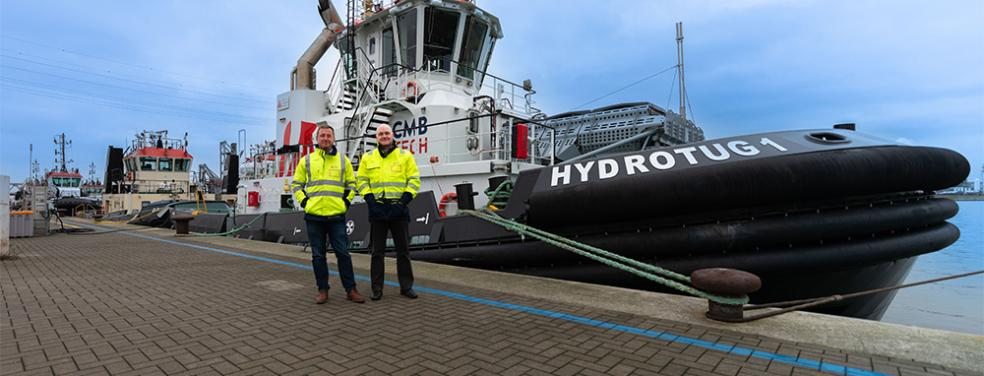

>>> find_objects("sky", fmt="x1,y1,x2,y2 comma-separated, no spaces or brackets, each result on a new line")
1,0,982,184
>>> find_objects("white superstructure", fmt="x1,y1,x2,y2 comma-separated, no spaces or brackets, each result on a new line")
238,0,554,214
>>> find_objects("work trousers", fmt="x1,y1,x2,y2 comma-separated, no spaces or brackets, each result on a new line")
305,217,356,292
369,219,414,293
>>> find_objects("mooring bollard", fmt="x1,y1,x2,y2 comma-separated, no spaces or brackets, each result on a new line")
172,214,195,236
690,268,761,322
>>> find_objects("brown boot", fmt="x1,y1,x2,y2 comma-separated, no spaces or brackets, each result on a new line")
315,290,329,304
346,289,366,303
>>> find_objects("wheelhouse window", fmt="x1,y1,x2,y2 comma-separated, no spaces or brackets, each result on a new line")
158,158,173,172
423,7,460,72
397,8,418,70
457,15,489,81
140,157,156,171
382,28,396,76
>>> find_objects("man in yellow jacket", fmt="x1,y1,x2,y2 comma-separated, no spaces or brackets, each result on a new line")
292,124,365,304
356,124,420,300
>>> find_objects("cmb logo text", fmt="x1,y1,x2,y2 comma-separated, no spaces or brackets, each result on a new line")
550,137,789,187
391,116,428,138
391,116,429,155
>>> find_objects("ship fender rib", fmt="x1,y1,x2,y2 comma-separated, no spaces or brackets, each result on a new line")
527,146,969,226
409,198,957,268
509,223,957,280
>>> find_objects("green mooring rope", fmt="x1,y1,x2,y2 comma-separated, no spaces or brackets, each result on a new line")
462,209,749,306
484,179,513,208
190,213,265,237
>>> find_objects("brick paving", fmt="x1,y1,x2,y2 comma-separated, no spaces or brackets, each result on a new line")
1,232,976,376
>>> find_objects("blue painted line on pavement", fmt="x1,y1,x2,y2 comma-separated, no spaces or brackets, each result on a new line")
92,226,881,376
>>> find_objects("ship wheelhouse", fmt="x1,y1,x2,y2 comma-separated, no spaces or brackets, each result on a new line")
120,131,193,194
46,171,82,189
341,0,503,93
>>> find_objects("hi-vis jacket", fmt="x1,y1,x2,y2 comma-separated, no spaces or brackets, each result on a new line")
292,148,356,217
356,147,420,200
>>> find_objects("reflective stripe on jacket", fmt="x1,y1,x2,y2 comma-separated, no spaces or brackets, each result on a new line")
356,147,420,200
291,148,356,217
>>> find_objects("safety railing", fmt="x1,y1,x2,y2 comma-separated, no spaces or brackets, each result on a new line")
325,48,538,115
324,59,347,112
338,112,555,167
325,49,548,164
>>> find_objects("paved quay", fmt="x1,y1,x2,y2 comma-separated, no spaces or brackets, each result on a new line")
1,220,981,376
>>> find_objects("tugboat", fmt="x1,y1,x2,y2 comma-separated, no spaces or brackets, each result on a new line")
47,133,101,213
222,0,969,320
102,130,195,217
81,162,104,200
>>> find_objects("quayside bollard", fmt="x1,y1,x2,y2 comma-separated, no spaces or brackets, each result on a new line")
690,268,761,322
172,214,195,236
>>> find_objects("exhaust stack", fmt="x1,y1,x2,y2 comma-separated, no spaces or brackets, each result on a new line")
292,0,344,90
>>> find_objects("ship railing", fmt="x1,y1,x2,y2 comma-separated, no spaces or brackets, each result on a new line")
336,53,548,163
338,112,555,167
324,59,347,112
324,47,382,114
418,55,536,113
351,0,410,24
347,55,535,114
421,118,555,166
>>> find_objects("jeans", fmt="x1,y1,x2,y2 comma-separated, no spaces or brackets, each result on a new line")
306,217,356,292
370,219,414,293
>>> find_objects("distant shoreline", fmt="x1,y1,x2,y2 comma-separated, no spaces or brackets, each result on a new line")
935,194,984,201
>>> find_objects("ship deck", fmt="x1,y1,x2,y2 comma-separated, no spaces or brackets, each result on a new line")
1,220,980,376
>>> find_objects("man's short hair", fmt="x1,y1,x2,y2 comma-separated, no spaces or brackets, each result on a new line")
317,124,335,135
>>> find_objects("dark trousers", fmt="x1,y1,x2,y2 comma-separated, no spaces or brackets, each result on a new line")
306,218,357,292
370,219,414,293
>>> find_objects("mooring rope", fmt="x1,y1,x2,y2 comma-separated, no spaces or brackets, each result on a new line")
461,209,748,305
190,214,265,237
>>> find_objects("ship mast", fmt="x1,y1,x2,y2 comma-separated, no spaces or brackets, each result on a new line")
676,22,687,122
53,133,72,173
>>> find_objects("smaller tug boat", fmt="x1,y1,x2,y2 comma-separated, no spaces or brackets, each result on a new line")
102,130,194,218
47,133,101,213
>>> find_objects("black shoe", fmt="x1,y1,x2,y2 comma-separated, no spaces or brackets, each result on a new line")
370,291,383,301
400,289,418,299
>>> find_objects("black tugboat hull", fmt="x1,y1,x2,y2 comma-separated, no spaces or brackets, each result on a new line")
406,199,959,319
401,129,969,320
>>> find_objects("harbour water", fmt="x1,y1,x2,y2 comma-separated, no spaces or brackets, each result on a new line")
881,200,984,335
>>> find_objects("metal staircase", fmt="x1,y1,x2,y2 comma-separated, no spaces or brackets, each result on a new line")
338,47,397,165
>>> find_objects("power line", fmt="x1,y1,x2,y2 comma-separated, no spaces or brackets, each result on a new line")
1,34,280,92
0,65,268,110
0,76,267,122
2,81,267,125
3,83,264,126
572,64,678,110
684,84,697,125
0,53,269,104
665,68,678,111
0,48,268,103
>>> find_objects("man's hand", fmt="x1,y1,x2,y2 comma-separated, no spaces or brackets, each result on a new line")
400,192,413,205
364,193,377,205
